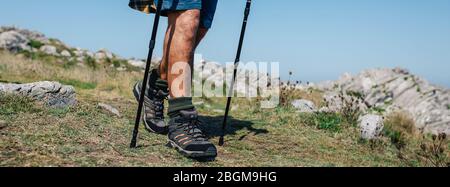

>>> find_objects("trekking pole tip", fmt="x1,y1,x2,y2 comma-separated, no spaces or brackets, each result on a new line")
218,136,225,146
130,141,137,148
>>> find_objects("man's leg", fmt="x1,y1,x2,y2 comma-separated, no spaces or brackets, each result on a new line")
159,10,216,158
160,24,208,81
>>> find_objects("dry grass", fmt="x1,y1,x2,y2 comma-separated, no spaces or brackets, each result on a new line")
280,86,324,107
384,111,417,135
0,51,141,100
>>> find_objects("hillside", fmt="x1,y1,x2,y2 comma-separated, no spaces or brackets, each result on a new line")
1,27,449,167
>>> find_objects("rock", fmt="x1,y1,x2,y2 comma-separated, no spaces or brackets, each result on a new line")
60,50,71,57
127,59,146,68
40,45,58,56
98,103,121,117
359,114,384,140
94,49,113,61
116,67,127,71
193,101,204,106
291,99,316,113
0,81,77,108
73,48,85,57
317,68,450,135
213,109,225,113
0,30,30,52
0,120,7,129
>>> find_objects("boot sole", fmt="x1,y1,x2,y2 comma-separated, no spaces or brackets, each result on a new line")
133,82,168,135
168,140,217,158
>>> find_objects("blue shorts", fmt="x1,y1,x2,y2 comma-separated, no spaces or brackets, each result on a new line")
155,0,218,29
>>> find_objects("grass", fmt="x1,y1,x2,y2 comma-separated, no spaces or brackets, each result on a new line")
0,94,40,115
58,79,97,90
1,51,448,167
28,39,44,49
383,112,417,150
300,112,343,133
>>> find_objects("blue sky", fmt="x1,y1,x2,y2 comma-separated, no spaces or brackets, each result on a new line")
1,0,449,86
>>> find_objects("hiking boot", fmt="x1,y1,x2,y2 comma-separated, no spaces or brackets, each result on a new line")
168,109,217,158
133,74,169,134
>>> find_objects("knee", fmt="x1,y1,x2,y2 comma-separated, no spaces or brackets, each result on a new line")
176,10,201,41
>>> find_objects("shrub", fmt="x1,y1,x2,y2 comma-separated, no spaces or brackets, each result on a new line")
337,91,362,126
383,112,416,150
85,56,97,70
28,39,44,49
418,133,449,167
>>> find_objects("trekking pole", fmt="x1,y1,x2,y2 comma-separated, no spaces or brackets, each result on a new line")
130,0,163,148
219,0,253,146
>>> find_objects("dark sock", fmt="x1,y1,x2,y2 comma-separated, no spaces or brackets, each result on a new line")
146,69,168,96
154,79,168,91
168,97,195,117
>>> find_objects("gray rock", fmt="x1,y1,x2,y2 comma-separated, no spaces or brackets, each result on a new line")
359,114,384,140
60,50,71,57
98,103,121,117
0,30,30,52
291,99,316,113
94,49,113,61
317,68,450,135
127,59,146,68
0,81,77,108
40,45,58,56
0,120,7,129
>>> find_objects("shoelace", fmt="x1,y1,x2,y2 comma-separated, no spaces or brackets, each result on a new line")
150,89,167,120
178,119,207,141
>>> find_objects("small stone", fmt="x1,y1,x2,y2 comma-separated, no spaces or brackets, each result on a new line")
291,99,316,113
98,103,121,118
0,120,7,129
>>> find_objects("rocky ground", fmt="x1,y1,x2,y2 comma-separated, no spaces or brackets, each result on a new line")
1,26,449,167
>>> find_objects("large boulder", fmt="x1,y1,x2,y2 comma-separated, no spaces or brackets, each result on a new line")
127,59,146,68
317,68,450,134
0,81,77,108
40,45,59,56
359,114,384,140
94,49,113,61
0,30,30,52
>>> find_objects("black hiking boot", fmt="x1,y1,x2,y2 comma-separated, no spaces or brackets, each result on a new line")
133,70,169,134
167,109,217,158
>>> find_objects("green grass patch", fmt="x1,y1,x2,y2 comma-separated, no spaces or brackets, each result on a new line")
447,104,450,110
28,39,44,49
300,112,343,133
371,106,386,114
0,94,39,115
48,107,71,118
383,128,406,150
58,79,97,90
